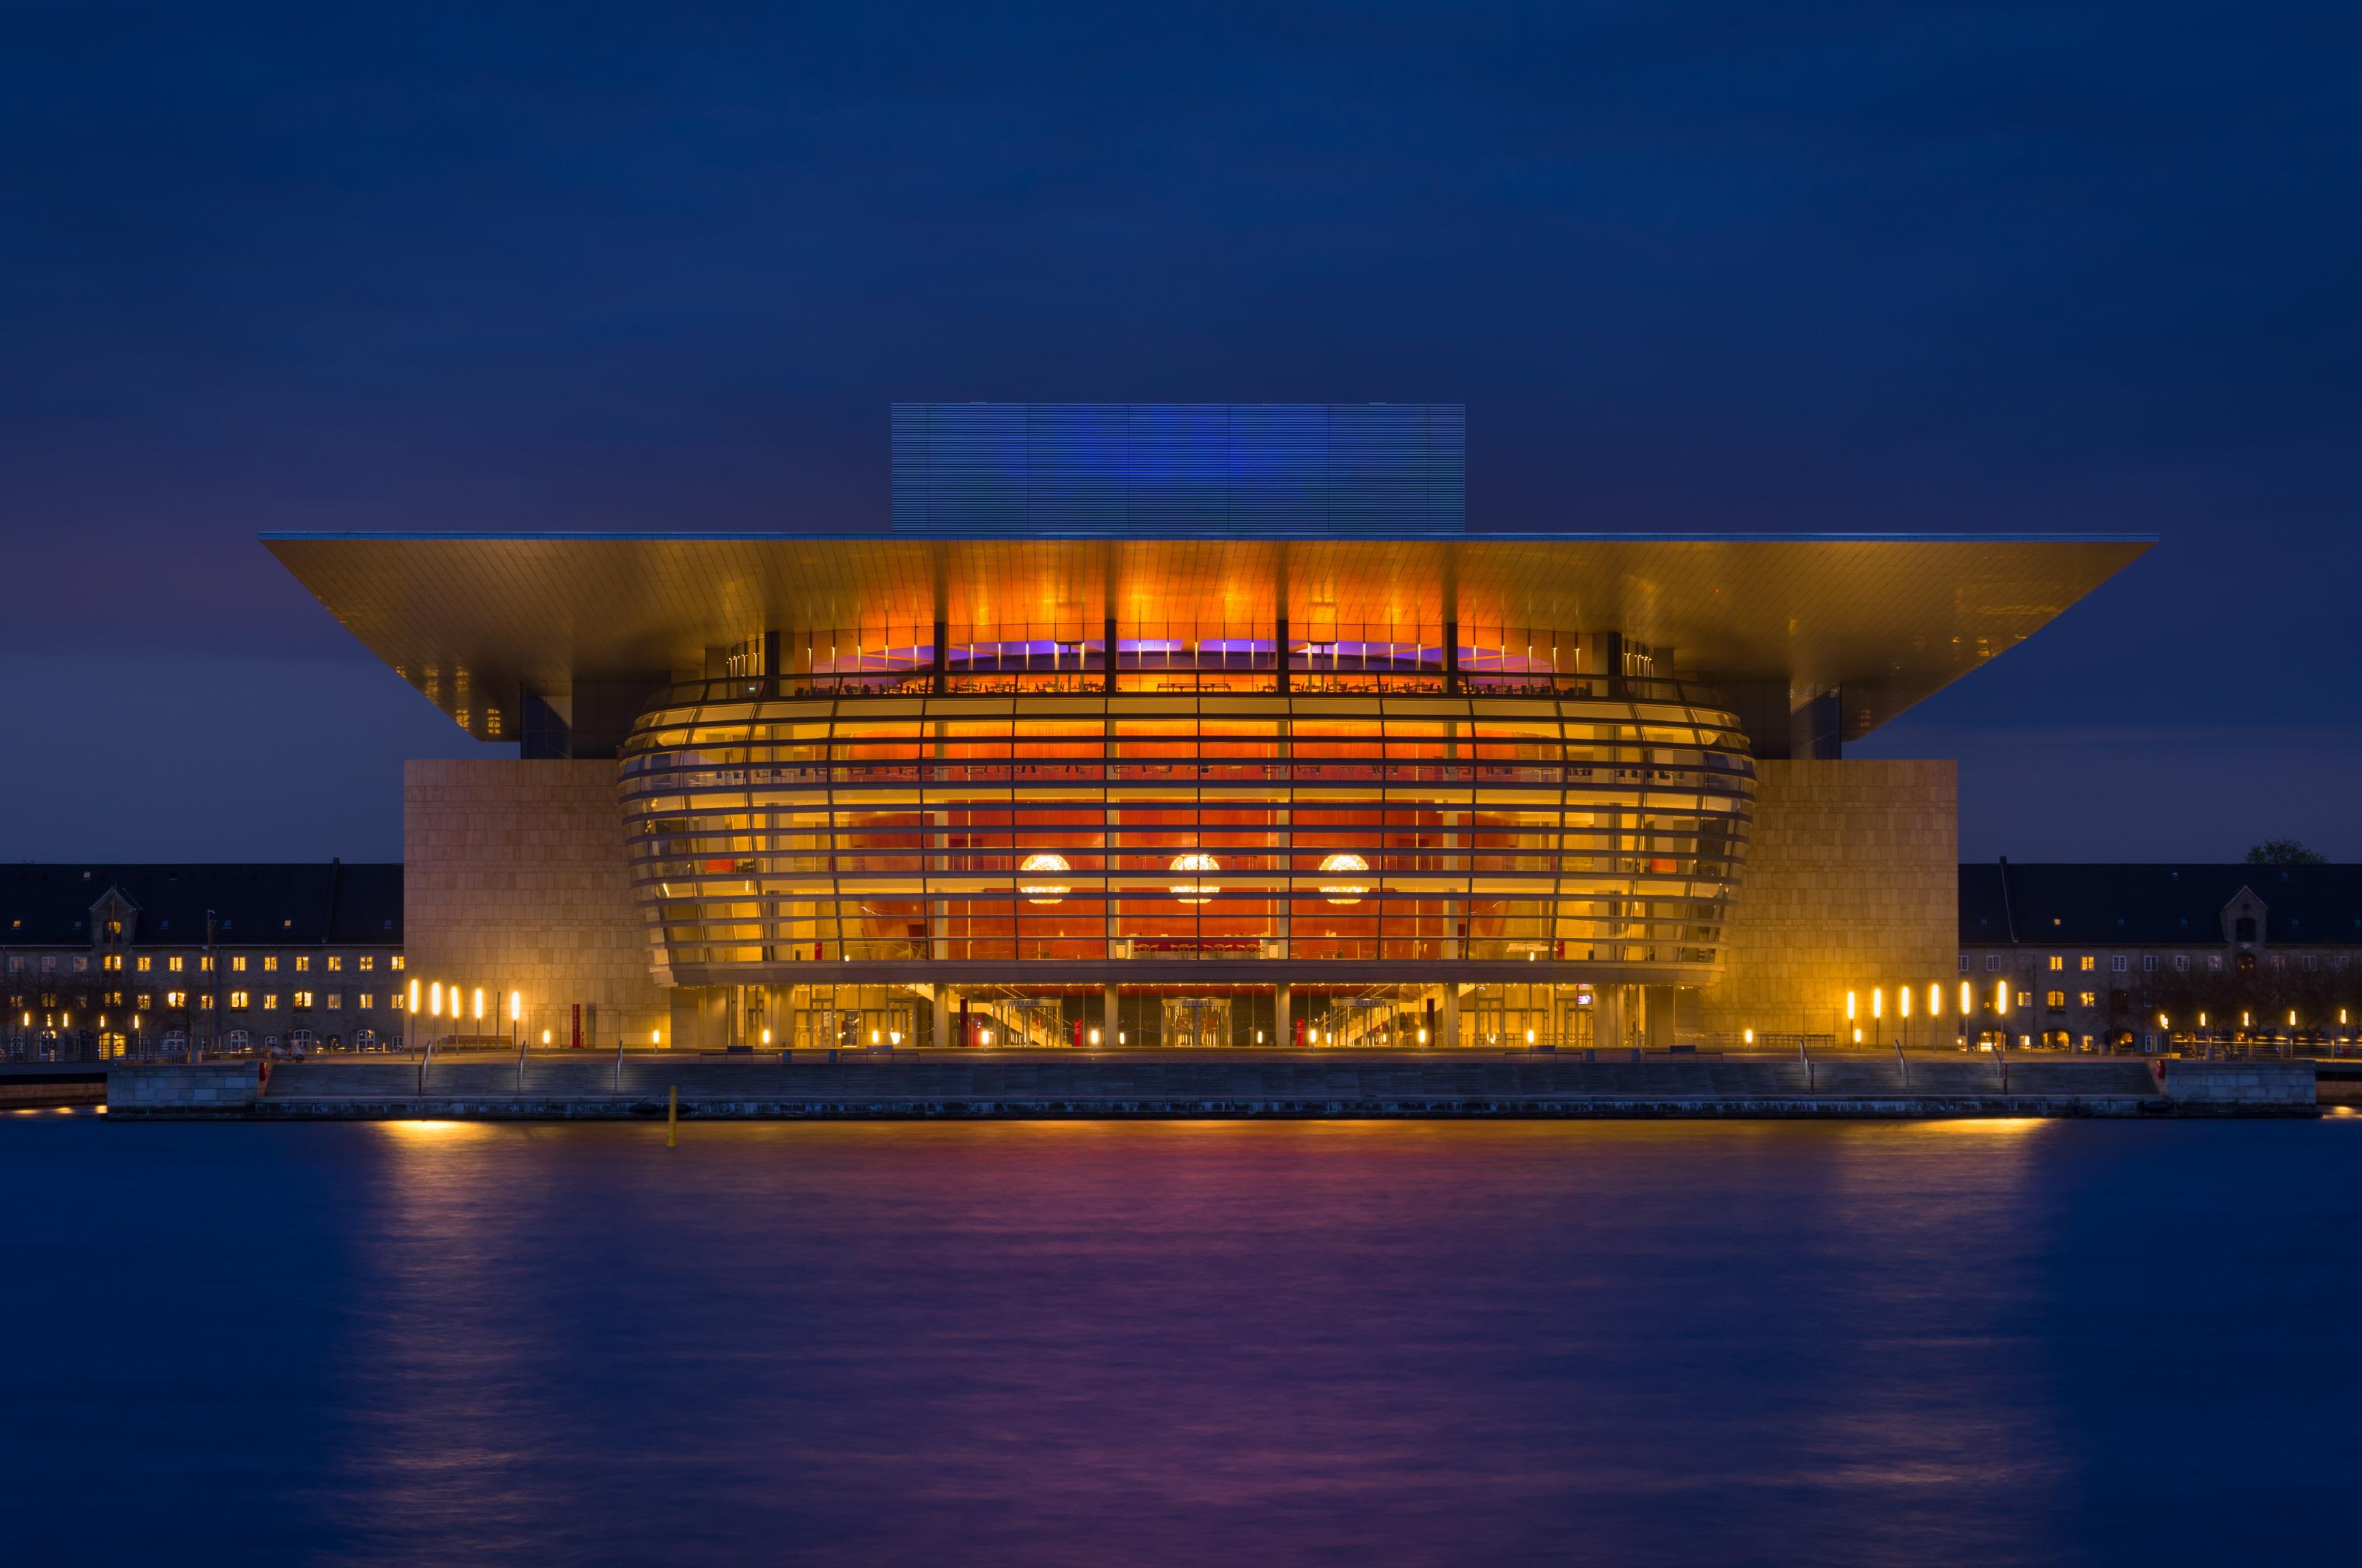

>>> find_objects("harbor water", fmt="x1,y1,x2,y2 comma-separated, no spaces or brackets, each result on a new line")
5,1114,2356,1566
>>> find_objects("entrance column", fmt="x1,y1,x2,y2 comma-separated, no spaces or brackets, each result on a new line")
931,985,951,1051
1103,983,1118,1049
1275,983,1292,1051
1596,986,1625,1051
1439,984,1460,1049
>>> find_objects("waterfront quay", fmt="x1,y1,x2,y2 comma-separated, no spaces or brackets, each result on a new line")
91,1048,2319,1120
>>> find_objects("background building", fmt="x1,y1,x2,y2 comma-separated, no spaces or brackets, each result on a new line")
1959,860,2362,1052
265,404,2147,1051
2,862,405,1059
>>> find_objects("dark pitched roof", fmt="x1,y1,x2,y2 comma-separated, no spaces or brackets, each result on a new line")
0,864,401,946
1960,862,2362,946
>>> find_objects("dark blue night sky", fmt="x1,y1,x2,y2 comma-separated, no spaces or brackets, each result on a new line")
5,2,2356,861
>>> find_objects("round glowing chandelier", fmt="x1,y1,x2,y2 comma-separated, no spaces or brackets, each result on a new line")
1017,852,1072,904
1317,851,1371,904
1167,852,1220,904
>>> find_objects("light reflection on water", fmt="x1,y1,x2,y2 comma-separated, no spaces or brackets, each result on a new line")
5,1118,2357,1566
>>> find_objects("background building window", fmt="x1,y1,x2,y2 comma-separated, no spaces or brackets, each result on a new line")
295,956,311,972
2143,954,2158,973
1986,955,2001,972
231,956,247,972
359,956,375,971
327,956,342,971
2078,955,2096,971
2078,991,2096,1008
2048,956,2064,971
1958,954,1970,973
293,991,314,1009
2110,955,2128,973
263,994,281,1010
229,991,249,1009
2046,990,2066,1011
263,955,279,972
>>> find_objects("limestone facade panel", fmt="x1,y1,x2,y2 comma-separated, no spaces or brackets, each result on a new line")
403,759,665,1046
1697,758,1958,1041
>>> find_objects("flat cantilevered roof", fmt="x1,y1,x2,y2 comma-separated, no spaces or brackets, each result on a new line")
263,531,2151,742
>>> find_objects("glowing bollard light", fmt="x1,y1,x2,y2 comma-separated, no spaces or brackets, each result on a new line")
429,981,442,1018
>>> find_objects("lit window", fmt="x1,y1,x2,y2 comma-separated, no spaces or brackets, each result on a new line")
166,991,187,1008
200,956,215,972
2045,990,2065,1011
136,956,152,972
232,956,248,973
295,956,310,973
2078,991,2096,1008
262,956,279,972
229,991,249,1009
390,956,404,971
263,994,280,1010
72,956,85,971
293,991,313,1009
359,956,375,972
135,992,151,1009
102,955,122,972
358,994,374,1010
2047,956,2064,971
390,992,405,1011
2078,955,2095,972
326,956,342,972
169,955,185,973
198,995,214,1011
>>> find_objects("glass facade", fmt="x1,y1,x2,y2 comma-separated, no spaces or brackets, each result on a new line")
619,677,1754,997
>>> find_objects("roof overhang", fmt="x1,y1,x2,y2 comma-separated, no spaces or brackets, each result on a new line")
262,531,2151,742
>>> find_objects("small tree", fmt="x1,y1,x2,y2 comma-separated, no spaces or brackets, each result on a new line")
2245,839,2328,866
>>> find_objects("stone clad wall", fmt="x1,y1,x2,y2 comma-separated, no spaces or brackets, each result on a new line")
1696,759,1958,1041
403,760,665,1047
107,1062,260,1113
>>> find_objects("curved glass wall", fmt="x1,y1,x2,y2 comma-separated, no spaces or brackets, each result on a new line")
617,685,1753,988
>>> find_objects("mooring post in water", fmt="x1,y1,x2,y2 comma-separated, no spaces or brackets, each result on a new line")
615,1033,625,1093
1798,1038,1813,1092
667,1084,678,1147
1895,1040,1908,1087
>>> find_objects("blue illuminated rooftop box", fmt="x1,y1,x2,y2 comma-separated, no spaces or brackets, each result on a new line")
890,402,1464,537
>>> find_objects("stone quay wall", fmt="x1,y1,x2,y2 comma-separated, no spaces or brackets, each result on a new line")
96,1052,2315,1120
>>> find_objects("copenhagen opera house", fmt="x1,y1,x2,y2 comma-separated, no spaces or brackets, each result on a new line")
268,404,2147,1054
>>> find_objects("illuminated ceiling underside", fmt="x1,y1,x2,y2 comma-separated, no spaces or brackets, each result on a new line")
263,531,2150,742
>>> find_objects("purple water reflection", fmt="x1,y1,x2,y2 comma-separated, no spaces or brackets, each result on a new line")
5,1117,2355,1565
